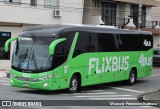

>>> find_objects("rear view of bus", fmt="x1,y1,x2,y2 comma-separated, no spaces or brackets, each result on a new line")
5,24,153,93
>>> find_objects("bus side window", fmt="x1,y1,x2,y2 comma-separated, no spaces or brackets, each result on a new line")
98,33,118,52
52,32,74,68
52,41,67,68
73,32,99,58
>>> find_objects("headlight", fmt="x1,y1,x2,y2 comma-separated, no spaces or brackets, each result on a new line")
38,74,54,81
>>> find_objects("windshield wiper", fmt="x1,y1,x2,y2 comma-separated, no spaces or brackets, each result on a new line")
17,48,28,69
28,50,38,72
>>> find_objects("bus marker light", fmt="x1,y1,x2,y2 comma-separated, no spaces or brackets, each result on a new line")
43,83,48,88
10,79,13,84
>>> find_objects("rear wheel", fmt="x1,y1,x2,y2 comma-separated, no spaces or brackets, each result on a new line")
68,75,79,93
127,70,136,85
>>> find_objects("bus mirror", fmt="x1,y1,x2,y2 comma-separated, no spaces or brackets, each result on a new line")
5,37,18,52
49,38,66,56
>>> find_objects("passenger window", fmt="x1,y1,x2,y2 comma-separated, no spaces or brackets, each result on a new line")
99,33,119,52
52,32,74,68
73,32,99,58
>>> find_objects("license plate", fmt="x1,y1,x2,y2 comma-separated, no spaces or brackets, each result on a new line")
23,83,30,87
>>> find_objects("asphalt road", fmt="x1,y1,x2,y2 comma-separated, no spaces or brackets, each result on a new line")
0,68,160,109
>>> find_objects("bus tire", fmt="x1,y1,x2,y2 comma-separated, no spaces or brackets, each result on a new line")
127,69,136,85
68,75,79,93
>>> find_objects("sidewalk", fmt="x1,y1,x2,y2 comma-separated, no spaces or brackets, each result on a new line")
143,90,160,107
0,70,9,78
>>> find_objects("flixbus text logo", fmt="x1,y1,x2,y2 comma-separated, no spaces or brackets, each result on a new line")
88,56,129,74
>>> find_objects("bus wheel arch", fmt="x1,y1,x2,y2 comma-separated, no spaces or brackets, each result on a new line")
127,67,137,85
68,72,81,93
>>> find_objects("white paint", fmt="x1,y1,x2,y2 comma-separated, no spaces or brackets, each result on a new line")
140,106,152,108
79,92,117,95
88,56,129,74
82,90,105,92
151,74,160,77
89,98,137,100
110,87,145,93
64,66,69,74
0,80,10,82
0,83,10,85
139,54,152,66
75,95,132,97
143,40,151,47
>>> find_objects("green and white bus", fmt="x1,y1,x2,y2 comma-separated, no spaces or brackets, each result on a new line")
5,24,153,93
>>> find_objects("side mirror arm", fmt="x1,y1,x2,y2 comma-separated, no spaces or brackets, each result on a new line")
49,38,66,56
5,37,18,52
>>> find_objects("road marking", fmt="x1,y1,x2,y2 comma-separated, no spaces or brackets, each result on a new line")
75,95,132,97
109,87,144,93
80,92,117,95
151,74,160,77
62,92,117,96
140,106,152,108
0,78,10,85
0,83,10,85
89,98,137,100
83,90,105,92
0,80,10,82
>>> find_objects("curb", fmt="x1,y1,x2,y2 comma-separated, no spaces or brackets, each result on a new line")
143,89,160,101
139,90,160,108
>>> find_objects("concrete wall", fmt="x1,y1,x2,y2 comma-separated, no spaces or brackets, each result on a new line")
153,35,160,48
0,0,84,24
60,0,84,24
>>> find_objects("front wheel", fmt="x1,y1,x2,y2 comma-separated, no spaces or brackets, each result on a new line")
127,70,136,85
68,75,79,93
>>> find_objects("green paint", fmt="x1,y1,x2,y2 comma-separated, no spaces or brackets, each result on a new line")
8,31,153,91
49,38,66,56
5,37,17,52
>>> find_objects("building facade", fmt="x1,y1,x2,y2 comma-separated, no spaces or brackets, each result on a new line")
83,0,160,48
150,2,160,48
0,0,84,70
0,0,159,70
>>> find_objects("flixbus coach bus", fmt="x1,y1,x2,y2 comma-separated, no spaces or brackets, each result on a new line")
5,24,153,93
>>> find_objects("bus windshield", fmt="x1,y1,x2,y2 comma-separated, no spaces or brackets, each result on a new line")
12,36,56,73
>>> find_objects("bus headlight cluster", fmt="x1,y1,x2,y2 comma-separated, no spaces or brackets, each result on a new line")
38,74,54,81
11,73,16,78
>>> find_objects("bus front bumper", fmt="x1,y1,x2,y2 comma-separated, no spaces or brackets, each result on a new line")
10,75,53,90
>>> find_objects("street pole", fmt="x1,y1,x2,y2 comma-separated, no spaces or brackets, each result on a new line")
138,0,142,31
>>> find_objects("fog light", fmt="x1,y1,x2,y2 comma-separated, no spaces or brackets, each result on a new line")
10,79,13,84
43,83,48,88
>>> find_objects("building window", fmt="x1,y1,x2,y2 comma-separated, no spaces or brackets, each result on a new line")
30,0,37,6
4,0,21,4
44,0,57,8
130,5,146,28
0,32,11,60
93,0,100,7
101,2,116,26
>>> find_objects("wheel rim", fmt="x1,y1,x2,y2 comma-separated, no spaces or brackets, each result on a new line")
130,73,135,83
70,78,78,91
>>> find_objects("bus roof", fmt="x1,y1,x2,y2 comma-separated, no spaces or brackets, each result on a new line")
23,24,152,35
